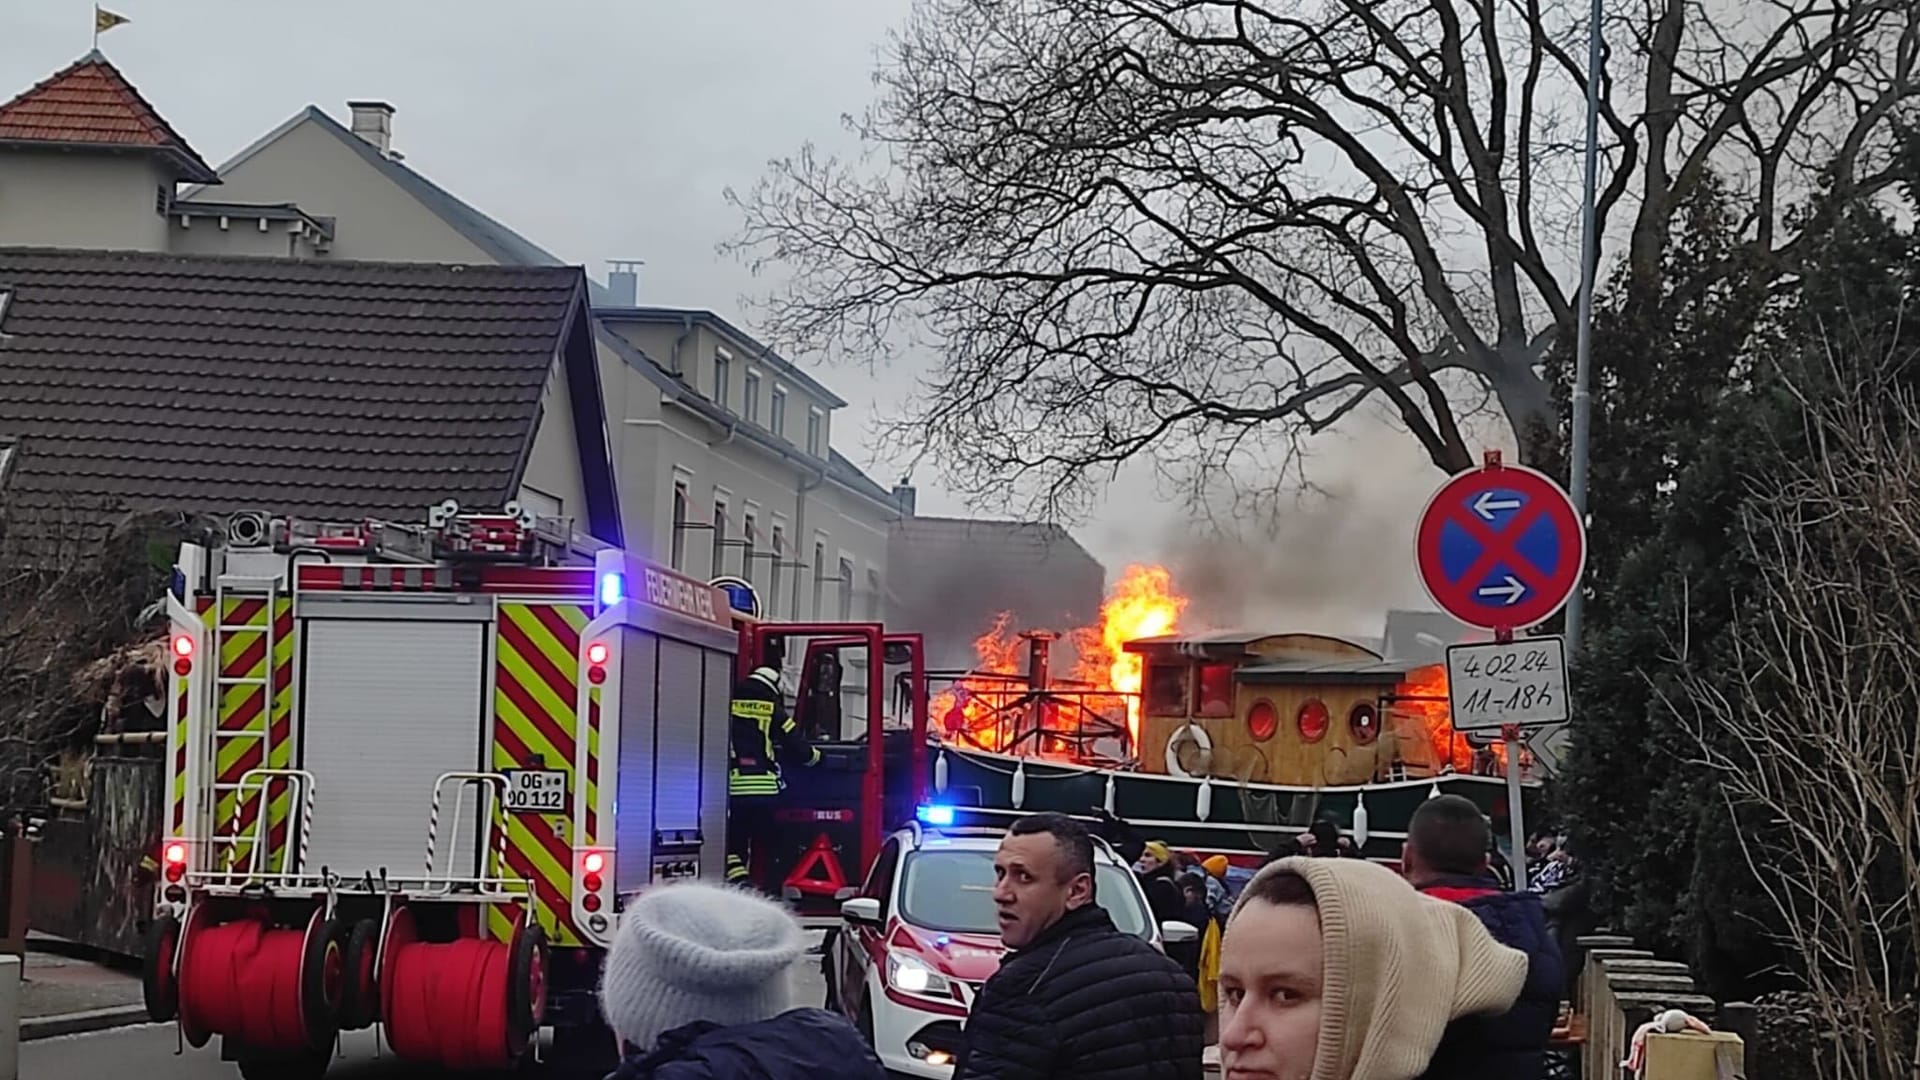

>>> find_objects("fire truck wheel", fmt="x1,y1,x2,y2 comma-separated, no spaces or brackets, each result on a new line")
141,911,180,1023
299,911,345,1054
505,920,549,1060
336,919,379,1031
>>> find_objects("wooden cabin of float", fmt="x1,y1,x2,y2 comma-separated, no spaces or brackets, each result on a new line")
1123,632,1455,787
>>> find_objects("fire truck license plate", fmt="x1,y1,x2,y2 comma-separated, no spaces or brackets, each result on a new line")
503,770,567,813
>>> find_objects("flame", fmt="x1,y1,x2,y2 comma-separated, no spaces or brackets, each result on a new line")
933,566,1189,758
1391,664,1506,775
1089,565,1185,748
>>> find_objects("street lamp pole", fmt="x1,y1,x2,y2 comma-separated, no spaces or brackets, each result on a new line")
1563,0,1605,660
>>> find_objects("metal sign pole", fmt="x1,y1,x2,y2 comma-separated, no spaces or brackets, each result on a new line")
1495,623,1526,892
1502,722,1525,892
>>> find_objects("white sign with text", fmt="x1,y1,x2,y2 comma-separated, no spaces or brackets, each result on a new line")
1445,637,1569,731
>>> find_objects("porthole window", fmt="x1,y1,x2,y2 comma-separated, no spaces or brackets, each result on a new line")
1247,699,1279,742
1297,699,1330,742
1349,703,1380,745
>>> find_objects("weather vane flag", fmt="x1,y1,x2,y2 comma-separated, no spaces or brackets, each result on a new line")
94,6,130,48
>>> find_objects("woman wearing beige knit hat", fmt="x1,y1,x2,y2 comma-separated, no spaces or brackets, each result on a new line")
1216,857,1528,1080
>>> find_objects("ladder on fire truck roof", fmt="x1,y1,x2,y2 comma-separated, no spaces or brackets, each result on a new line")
258,500,607,566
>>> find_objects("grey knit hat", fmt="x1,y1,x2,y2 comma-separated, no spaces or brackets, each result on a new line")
599,881,805,1053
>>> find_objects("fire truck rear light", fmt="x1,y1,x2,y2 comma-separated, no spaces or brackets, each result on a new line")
174,657,192,677
171,636,194,658
583,893,602,913
586,642,609,666
165,862,185,883
583,872,603,893
583,851,605,875
164,842,187,865
587,665,607,685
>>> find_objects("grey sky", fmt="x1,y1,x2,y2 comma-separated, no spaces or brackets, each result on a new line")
5,0,1470,636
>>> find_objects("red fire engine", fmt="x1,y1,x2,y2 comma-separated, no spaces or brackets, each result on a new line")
141,506,929,1077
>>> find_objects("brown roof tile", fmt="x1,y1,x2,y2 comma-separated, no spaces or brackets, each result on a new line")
0,51,217,182
0,248,607,541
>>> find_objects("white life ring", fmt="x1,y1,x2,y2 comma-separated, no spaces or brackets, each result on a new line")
1165,723,1214,778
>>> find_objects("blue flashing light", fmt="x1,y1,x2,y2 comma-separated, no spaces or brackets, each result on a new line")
935,934,951,949
599,572,626,607
916,804,955,827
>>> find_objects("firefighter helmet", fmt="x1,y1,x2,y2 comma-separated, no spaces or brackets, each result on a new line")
748,666,782,692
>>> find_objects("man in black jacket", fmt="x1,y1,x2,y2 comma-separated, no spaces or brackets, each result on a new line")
1402,795,1563,1080
957,812,1204,1080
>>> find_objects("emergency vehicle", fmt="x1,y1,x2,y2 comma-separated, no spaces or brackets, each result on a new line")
142,504,744,1077
827,810,1193,1076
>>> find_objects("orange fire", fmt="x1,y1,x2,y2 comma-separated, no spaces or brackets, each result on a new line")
1087,565,1185,747
1392,665,1506,775
932,564,1189,758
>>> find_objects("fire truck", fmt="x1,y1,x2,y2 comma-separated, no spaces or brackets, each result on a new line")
140,505,929,1077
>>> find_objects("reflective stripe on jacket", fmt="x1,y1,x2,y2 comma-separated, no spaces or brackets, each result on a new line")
729,676,820,797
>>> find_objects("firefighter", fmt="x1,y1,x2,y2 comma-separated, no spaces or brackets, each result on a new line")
727,665,821,892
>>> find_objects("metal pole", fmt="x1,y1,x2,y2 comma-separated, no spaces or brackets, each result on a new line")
1563,0,1605,660
1503,724,1527,892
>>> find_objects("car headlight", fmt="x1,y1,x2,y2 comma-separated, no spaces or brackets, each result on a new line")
887,952,953,999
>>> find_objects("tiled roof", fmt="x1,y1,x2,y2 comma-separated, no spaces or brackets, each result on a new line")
889,515,1099,565
0,248,615,541
0,51,218,183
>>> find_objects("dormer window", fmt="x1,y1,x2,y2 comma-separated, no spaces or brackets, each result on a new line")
771,386,787,436
744,370,761,424
806,408,823,456
714,350,732,409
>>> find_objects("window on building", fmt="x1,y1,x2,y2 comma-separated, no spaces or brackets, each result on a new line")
670,481,690,570
838,557,855,620
711,500,728,576
714,352,731,409
742,513,759,590
769,525,786,618
812,541,827,616
0,440,14,489
866,569,882,619
744,371,761,423
771,387,787,436
155,185,170,216
807,409,823,456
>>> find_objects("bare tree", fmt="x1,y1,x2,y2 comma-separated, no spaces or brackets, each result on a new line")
728,0,1919,514
1668,355,1920,1080
0,503,174,817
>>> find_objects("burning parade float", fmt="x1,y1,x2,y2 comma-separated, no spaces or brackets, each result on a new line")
925,566,1542,862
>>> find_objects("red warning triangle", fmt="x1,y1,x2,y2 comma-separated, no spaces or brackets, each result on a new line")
781,833,848,898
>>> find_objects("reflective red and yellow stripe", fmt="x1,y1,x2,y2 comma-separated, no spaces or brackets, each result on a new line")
215,597,294,872
489,602,589,946
170,598,216,837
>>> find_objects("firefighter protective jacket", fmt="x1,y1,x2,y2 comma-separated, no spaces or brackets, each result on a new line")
728,673,820,796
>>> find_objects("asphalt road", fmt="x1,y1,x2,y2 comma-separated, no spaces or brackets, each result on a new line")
25,955,833,1079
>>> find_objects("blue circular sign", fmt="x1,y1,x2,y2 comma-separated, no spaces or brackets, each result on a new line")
708,575,761,618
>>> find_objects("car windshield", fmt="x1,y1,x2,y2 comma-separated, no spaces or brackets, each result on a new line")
897,848,1153,939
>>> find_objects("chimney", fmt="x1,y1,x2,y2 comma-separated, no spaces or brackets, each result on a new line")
893,482,917,516
347,101,395,156
607,259,643,307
